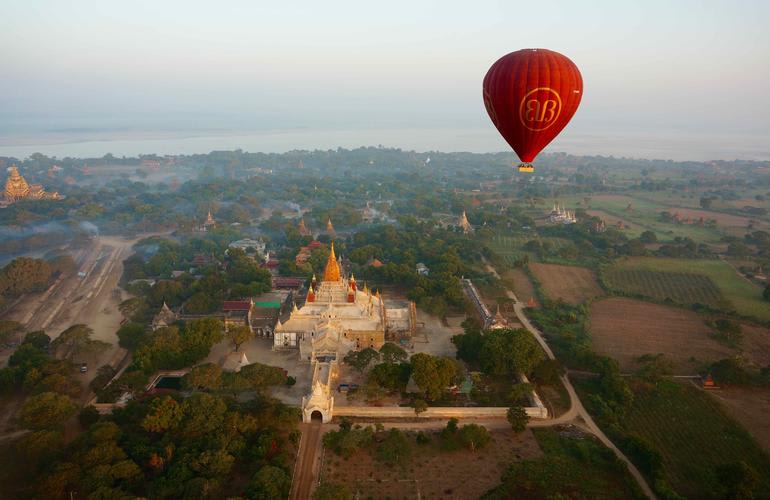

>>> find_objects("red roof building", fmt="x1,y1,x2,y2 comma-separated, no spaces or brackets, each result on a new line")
223,299,253,311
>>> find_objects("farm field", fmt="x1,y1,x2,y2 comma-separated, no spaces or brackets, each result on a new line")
707,386,770,453
589,298,732,373
320,428,543,499
621,381,770,499
585,209,646,238
602,267,730,310
487,234,532,267
603,257,770,322
529,262,603,305
507,267,536,304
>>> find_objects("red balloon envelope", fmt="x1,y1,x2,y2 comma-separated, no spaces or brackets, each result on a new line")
483,48,582,171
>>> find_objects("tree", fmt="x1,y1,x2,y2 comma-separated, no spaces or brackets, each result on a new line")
22,330,50,350
507,404,529,433
51,324,110,358
763,284,770,302
116,323,147,351
314,481,352,500
0,257,52,296
700,196,715,209
410,353,459,400
480,328,544,377
226,325,254,352
247,465,291,499
0,320,22,344
343,347,379,372
377,428,412,466
413,399,428,416
238,362,286,389
716,461,758,500
18,392,77,430
379,342,407,364
639,230,658,244
142,396,183,433
79,405,100,428
183,363,222,391
453,323,485,363
458,424,491,451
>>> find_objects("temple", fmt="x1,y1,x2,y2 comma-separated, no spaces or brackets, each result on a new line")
458,210,473,233
298,218,312,236
3,165,61,204
275,242,415,422
549,203,577,225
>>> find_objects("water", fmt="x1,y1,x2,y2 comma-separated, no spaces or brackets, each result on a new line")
0,127,768,162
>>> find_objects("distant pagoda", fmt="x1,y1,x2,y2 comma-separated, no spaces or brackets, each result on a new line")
4,165,60,203
458,210,473,234
298,218,312,236
326,218,336,237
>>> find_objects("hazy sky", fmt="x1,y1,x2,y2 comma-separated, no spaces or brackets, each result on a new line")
1,0,769,155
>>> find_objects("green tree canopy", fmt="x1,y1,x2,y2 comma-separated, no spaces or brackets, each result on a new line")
18,391,77,430
480,328,544,377
410,353,460,400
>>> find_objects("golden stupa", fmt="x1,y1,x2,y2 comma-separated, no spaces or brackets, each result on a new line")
323,242,341,282
4,165,60,203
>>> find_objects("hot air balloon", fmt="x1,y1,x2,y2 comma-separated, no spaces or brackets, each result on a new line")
483,48,582,172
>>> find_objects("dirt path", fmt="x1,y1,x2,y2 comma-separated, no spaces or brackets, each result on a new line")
290,422,323,500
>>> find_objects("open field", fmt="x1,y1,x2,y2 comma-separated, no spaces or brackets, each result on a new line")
603,257,770,322
562,193,724,242
506,267,536,303
621,381,770,499
320,428,543,499
585,209,647,237
589,298,731,373
740,323,770,367
708,386,770,454
529,263,603,305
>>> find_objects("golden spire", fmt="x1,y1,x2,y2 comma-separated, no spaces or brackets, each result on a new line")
322,242,341,282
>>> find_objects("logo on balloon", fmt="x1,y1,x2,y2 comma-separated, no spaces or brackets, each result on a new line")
519,87,562,132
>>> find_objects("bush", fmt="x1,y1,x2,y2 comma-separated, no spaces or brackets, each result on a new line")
416,431,431,445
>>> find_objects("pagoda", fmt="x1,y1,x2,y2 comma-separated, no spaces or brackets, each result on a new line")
323,242,341,282
4,166,30,201
298,218,312,236
459,210,473,234
326,218,336,237
4,165,60,203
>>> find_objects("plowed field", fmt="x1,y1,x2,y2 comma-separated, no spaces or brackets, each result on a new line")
530,263,603,305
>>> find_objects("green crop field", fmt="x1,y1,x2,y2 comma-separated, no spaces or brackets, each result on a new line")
623,381,770,498
602,268,730,310
604,257,770,321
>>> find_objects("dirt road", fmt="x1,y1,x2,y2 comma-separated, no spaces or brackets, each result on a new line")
290,422,323,500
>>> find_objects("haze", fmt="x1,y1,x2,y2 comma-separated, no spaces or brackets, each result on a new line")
1,0,769,159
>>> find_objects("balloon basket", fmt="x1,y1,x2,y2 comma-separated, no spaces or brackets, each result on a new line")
517,164,534,173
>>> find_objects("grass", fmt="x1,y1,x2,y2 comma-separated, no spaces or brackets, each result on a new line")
622,381,770,499
604,257,770,322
